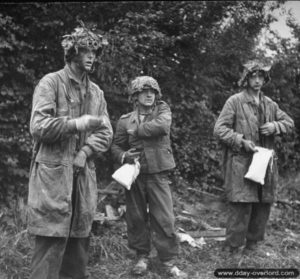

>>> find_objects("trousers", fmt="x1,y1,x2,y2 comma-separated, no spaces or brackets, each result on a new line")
29,173,91,279
29,236,90,279
226,202,271,248
125,172,179,262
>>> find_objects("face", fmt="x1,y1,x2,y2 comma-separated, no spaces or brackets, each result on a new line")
248,71,265,92
137,88,156,107
74,48,96,72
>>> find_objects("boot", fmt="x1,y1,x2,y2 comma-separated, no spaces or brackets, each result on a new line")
162,260,188,279
132,256,149,276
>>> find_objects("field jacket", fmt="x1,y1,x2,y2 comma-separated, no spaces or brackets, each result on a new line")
111,100,175,174
214,90,294,203
27,64,113,237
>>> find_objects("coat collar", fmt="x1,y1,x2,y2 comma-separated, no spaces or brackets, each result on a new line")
64,64,89,87
128,106,158,124
241,89,266,105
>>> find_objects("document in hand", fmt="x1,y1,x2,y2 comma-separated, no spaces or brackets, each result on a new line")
112,160,140,190
244,146,274,185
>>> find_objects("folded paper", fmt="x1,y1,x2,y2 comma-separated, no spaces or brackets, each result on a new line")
244,146,274,185
112,160,140,190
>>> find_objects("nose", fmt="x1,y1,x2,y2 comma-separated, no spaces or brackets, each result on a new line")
88,51,96,59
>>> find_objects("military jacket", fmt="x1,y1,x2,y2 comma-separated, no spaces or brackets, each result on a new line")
111,101,175,174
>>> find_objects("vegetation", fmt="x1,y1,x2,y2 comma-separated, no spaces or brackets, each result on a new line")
0,1,299,278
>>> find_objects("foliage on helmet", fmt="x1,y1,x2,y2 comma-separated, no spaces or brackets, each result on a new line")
129,76,161,99
61,20,108,57
238,60,272,87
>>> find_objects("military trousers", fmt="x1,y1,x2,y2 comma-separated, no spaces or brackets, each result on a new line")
226,202,271,248
29,236,90,279
125,171,179,262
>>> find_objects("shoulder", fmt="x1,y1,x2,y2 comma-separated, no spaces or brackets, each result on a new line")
36,69,62,88
262,94,276,105
156,100,171,111
89,81,104,96
229,91,244,101
223,91,243,106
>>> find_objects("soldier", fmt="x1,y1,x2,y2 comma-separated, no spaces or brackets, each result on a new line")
214,60,294,254
111,76,187,278
27,22,113,279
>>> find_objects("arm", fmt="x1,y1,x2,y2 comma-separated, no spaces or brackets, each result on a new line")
137,101,172,138
30,75,74,143
273,103,294,134
260,102,295,136
213,97,244,150
82,91,113,157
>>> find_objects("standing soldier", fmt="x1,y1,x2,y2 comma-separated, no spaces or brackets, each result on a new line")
27,22,113,279
214,60,294,254
111,76,187,278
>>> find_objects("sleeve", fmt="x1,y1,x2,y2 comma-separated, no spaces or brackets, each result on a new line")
83,90,113,157
213,97,244,150
30,75,73,143
272,102,294,135
111,118,130,164
137,101,172,138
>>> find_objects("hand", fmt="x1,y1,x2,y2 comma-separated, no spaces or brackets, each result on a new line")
75,115,103,132
73,150,87,169
242,139,257,153
124,148,141,164
127,128,137,136
260,122,276,136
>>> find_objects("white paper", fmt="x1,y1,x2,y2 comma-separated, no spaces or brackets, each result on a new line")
244,146,274,185
112,161,140,190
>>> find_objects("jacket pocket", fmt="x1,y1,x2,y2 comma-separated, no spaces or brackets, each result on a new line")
29,163,71,214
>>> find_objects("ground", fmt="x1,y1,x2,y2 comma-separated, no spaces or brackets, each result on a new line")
86,174,300,279
0,174,299,279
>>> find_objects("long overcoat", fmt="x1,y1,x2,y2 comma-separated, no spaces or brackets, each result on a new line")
27,65,113,237
214,90,294,202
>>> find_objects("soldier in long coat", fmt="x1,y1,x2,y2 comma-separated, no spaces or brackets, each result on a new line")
214,61,294,253
27,23,113,279
111,76,187,278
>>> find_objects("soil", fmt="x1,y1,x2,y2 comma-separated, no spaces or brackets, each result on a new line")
87,175,300,279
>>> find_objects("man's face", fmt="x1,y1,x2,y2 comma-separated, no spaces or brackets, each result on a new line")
248,71,265,92
74,48,96,72
137,87,156,107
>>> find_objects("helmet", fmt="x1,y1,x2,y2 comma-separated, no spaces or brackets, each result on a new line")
238,60,271,87
61,20,108,62
128,76,162,103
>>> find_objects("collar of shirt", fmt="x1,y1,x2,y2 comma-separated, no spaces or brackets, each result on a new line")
64,64,88,87
242,89,265,105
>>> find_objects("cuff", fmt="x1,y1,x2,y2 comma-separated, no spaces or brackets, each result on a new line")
67,119,77,133
272,121,281,135
81,145,93,158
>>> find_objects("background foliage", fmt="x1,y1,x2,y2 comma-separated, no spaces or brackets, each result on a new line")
0,1,299,209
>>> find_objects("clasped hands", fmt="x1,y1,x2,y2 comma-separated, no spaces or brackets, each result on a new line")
242,122,276,153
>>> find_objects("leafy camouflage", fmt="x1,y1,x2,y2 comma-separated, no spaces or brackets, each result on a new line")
129,76,162,101
61,20,108,55
238,60,272,87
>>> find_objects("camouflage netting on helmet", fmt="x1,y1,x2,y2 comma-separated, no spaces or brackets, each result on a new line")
238,60,272,87
129,76,162,103
61,21,108,57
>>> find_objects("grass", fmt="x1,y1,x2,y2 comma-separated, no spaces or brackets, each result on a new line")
0,173,299,278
